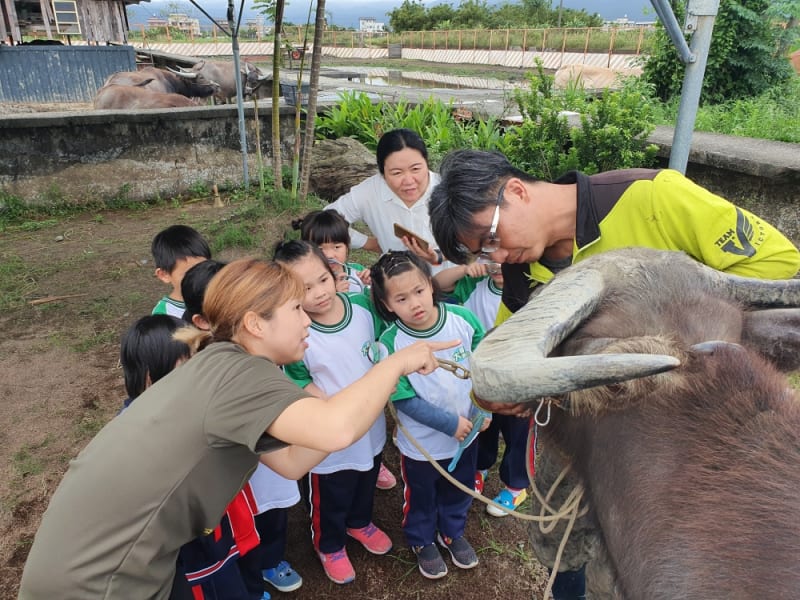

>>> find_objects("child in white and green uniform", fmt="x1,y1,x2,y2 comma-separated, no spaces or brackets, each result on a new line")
370,251,486,580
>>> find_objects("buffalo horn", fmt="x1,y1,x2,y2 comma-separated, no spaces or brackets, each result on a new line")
471,265,680,402
166,65,198,79
699,266,800,307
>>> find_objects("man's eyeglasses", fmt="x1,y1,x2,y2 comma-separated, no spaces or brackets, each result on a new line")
462,182,504,264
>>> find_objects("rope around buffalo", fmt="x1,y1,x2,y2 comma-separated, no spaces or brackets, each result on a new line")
385,398,587,599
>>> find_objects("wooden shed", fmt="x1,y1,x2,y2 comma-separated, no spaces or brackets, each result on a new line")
1,0,146,44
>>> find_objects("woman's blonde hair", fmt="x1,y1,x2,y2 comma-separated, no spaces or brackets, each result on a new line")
175,258,304,352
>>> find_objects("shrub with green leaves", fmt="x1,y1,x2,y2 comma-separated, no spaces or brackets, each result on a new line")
643,0,793,104
315,91,506,167
317,67,659,178
506,62,659,178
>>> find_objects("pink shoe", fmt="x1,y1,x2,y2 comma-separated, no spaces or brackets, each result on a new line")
318,548,355,584
376,462,397,490
346,522,393,555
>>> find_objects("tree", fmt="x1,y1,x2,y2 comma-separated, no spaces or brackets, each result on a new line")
389,0,429,32
644,0,792,104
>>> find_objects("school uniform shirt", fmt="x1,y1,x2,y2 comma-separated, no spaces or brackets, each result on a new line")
284,292,386,473
381,303,485,461
248,463,299,514
451,275,503,331
344,261,368,294
152,295,186,318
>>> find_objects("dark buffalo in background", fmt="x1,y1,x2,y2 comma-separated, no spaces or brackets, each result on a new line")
169,59,272,103
471,248,800,599
100,66,218,99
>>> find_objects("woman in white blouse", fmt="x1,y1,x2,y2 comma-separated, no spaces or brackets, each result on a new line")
325,129,450,271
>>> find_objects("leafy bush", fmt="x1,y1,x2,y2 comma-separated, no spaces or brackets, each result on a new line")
317,64,660,179
506,62,659,178
315,92,506,167
643,0,792,104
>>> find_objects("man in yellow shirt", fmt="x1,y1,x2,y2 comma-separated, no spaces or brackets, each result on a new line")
428,148,800,599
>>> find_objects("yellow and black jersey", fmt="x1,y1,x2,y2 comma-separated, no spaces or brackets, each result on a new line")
499,168,800,322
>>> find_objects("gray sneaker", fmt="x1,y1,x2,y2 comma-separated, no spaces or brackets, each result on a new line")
412,543,448,579
436,533,479,569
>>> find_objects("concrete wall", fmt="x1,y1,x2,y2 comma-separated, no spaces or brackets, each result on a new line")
1,107,798,247
0,104,298,204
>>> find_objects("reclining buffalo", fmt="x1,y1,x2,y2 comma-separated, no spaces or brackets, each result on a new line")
470,248,800,599
93,66,217,110
168,60,272,104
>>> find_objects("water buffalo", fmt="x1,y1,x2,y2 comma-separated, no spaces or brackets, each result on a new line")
93,85,198,109
101,67,218,99
168,60,272,103
471,248,800,599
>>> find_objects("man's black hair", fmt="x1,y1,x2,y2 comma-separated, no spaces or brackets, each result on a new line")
429,149,537,264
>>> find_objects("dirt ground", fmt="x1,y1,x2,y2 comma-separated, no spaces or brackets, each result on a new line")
0,200,548,598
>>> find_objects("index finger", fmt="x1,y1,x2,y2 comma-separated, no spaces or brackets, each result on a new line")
427,339,460,352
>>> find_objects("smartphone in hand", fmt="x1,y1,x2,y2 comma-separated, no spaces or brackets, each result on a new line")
393,223,430,252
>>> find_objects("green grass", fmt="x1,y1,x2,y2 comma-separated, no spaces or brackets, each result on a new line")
12,437,55,478
654,77,800,143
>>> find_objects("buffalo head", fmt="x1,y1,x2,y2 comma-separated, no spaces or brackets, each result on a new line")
471,247,800,599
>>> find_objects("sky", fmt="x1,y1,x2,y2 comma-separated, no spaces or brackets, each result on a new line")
129,0,654,30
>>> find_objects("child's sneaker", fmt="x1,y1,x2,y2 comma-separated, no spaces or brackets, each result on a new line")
436,533,479,569
262,560,303,592
412,543,448,579
486,487,528,517
318,548,355,584
346,522,393,555
376,462,397,490
474,469,488,494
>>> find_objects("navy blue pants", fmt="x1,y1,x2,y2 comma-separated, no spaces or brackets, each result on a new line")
552,565,587,599
476,414,532,489
305,453,381,554
237,507,289,596
400,441,477,547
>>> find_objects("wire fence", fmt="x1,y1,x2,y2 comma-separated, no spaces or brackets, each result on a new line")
124,25,655,56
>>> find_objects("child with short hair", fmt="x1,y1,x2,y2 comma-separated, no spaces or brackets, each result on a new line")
292,209,371,294
275,240,392,586
181,259,304,597
293,209,396,491
369,251,487,580
151,224,211,318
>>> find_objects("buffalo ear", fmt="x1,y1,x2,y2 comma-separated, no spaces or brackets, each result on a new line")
742,309,800,372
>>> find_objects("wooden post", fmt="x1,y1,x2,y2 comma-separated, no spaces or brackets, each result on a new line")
560,27,567,67
583,27,590,58
166,24,171,42
608,27,617,67
521,28,527,67
541,27,547,53
38,0,52,37
458,29,461,51
505,28,509,52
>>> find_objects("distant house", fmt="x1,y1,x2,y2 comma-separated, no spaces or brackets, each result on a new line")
358,17,385,33
1,0,146,43
167,13,201,36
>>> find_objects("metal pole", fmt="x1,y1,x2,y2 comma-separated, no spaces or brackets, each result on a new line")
669,0,719,173
228,0,249,186
650,0,694,65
